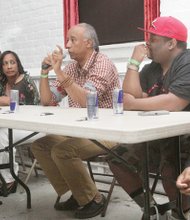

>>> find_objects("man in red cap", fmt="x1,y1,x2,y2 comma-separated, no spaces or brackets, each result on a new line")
108,16,190,219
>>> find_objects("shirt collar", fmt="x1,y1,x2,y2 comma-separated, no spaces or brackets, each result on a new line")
77,51,98,76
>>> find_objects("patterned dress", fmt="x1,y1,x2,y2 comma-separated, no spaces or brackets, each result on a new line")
0,73,40,183
0,73,40,105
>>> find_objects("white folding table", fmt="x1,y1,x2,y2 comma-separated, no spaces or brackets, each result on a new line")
0,106,190,219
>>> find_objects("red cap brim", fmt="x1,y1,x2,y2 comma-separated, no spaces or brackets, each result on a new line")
138,27,158,37
138,27,150,33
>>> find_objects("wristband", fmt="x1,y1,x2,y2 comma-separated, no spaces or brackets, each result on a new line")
40,74,48,78
127,64,139,72
128,58,141,67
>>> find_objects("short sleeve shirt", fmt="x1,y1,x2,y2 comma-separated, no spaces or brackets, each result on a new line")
140,49,190,111
49,51,120,108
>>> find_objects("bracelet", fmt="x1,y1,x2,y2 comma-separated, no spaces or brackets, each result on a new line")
59,75,74,88
127,64,139,72
40,74,48,78
128,58,141,67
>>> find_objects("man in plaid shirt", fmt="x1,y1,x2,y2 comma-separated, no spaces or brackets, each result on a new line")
31,23,120,219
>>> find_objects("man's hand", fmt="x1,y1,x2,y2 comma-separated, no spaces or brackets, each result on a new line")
176,167,190,195
131,44,148,63
41,55,53,75
51,45,65,75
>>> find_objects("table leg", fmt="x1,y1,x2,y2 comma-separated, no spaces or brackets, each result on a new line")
176,136,186,219
142,142,150,220
8,129,31,209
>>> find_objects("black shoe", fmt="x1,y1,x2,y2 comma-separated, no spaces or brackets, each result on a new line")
54,195,79,211
75,195,106,219
0,181,18,197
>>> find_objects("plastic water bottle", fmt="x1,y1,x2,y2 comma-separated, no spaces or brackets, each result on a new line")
113,88,123,114
87,91,98,120
85,82,99,120
94,91,98,119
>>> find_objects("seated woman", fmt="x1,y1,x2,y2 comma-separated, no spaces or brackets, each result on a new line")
0,50,41,196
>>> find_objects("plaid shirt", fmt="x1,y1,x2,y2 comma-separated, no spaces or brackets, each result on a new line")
49,51,120,108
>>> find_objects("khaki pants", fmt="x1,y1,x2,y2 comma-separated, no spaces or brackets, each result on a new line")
31,134,115,206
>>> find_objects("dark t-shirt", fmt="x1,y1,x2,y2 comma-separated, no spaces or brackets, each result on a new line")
140,49,190,111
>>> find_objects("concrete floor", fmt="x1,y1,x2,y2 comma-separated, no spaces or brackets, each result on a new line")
0,168,169,220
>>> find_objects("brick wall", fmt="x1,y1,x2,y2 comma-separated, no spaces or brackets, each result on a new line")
0,0,63,71
0,0,189,78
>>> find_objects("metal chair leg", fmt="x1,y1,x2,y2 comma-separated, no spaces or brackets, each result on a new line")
101,177,116,217
24,159,38,184
86,157,116,217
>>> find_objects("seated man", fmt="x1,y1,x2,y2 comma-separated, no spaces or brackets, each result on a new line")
108,16,190,219
31,23,120,219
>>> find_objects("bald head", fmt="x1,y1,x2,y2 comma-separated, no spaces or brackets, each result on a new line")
71,23,99,52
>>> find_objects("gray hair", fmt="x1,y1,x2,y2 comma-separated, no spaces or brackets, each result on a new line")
77,23,100,52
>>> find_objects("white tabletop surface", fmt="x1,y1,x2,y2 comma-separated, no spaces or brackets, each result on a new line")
0,105,190,144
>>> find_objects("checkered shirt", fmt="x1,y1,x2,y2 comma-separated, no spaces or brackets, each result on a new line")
49,51,120,108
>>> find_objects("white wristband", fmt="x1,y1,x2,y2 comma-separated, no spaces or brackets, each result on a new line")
127,64,139,71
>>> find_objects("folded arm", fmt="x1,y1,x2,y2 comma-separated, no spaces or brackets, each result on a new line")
123,92,190,111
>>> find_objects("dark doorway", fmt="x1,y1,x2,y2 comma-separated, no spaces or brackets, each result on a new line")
78,0,144,45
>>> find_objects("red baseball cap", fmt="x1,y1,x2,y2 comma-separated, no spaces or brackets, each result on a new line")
138,16,187,42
